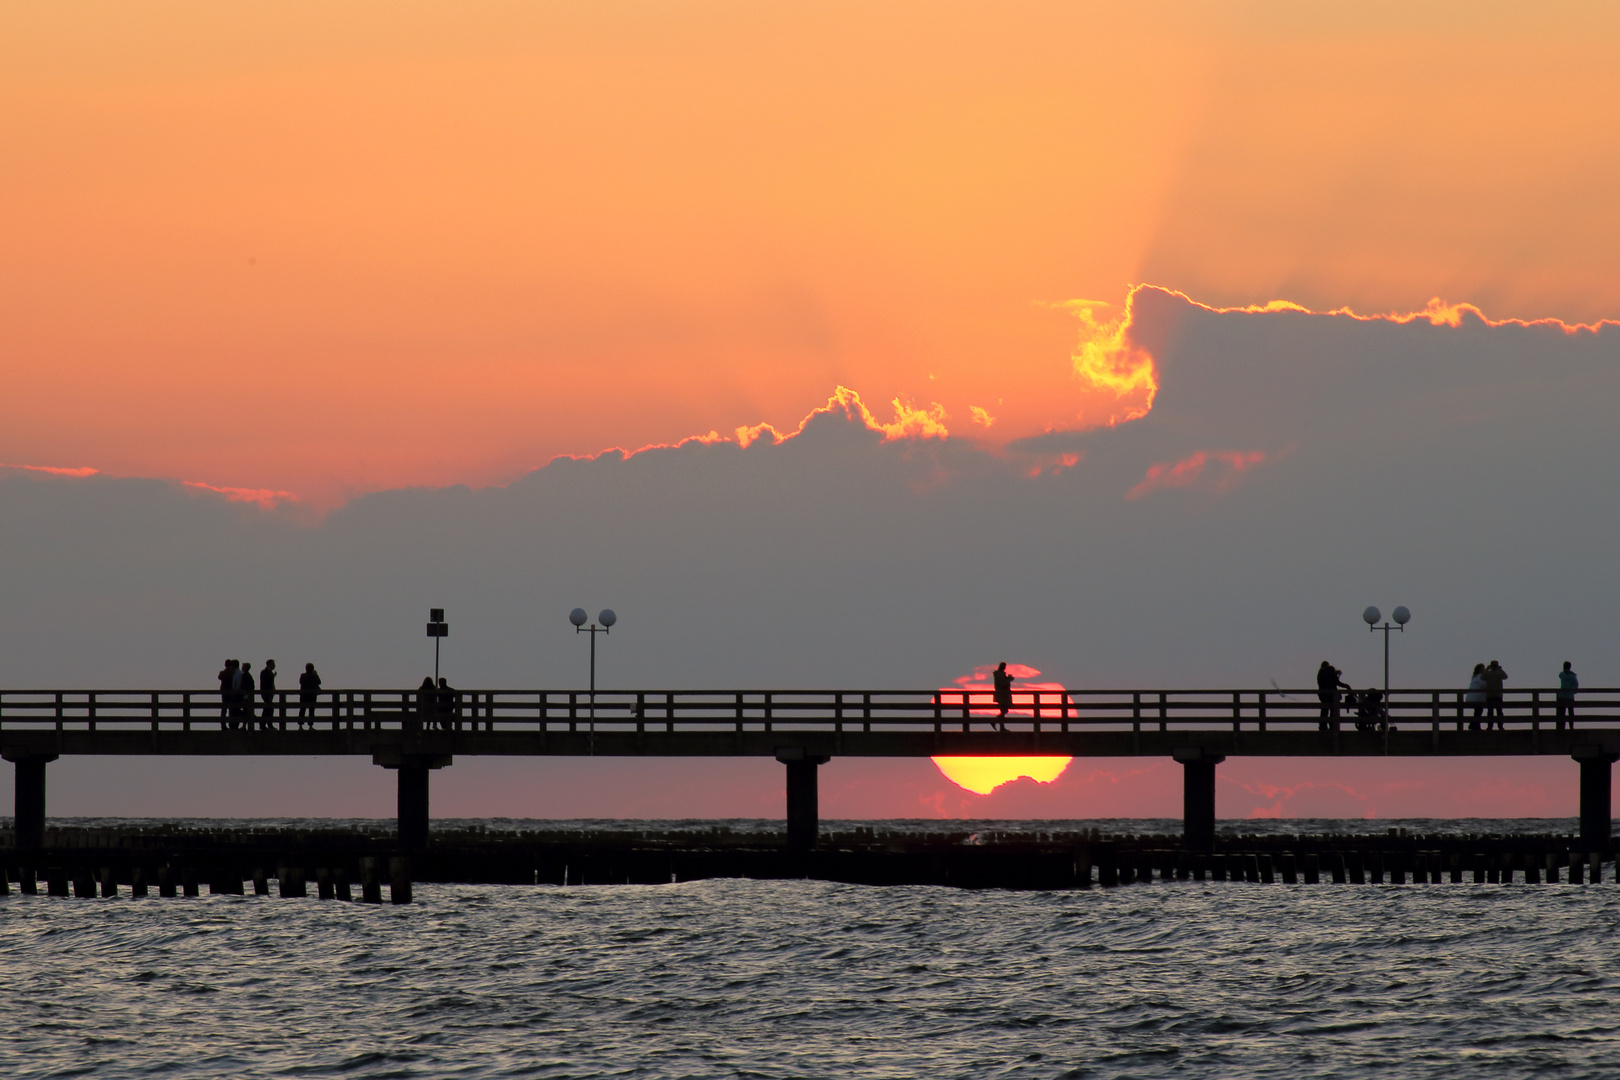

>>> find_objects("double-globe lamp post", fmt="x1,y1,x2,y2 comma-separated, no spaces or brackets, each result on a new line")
569,608,617,712
1363,604,1411,709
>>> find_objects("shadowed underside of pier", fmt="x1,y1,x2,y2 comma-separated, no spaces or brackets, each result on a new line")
0,728,1616,757
4,687,1618,854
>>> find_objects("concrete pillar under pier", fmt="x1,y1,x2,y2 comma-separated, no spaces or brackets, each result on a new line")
776,749,831,851
373,752,452,853
1573,747,1619,848
1174,748,1225,851
398,766,429,851
5,753,58,850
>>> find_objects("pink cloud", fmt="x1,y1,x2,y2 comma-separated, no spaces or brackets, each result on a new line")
1226,777,1375,820
181,480,298,510
1126,449,1268,500
1,462,99,477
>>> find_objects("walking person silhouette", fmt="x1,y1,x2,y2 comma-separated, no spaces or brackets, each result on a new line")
992,662,1014,733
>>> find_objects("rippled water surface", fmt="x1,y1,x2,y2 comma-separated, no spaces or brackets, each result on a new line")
6,870,1620,1078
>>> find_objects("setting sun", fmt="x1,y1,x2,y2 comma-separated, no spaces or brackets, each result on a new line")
932,756,1073,796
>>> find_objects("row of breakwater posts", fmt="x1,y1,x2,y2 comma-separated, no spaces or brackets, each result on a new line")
4,685,1620,897
0,852,415,903
0,822,1615,895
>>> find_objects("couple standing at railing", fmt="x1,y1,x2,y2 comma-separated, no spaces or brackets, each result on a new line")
1463,661,1510,731
1462,661,1579,731
415,677,462,730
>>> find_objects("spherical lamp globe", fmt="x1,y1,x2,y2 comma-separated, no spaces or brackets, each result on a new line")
1392,606,1411,626
598,609,617,628
569,607,588,627
1362,606,1381,626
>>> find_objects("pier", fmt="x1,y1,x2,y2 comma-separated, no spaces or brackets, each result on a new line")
4,685,1618,859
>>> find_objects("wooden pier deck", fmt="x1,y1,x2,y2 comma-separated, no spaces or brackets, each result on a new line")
4,686,1618,853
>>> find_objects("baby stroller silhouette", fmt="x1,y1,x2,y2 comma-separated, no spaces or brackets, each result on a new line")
1347,687,1394,734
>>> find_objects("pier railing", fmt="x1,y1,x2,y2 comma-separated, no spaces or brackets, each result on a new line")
0,688,1614,735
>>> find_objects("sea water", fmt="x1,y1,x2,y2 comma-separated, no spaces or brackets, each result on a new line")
3,819,1618,1078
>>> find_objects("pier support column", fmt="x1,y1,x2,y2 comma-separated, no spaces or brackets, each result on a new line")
1174,748,1224,851
1573,747,1619,848
373,753,452,852
776,749,830,851
4,753,57,850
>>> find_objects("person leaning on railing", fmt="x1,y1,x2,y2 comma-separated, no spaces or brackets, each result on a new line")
235,662,254,726
1317,661,1350,731
1464,663,1486,730
297,663,322,729
413,676,436,732
218,659,236,727
437,677,460,731
1557,662,1579,730
1483,661,1508,730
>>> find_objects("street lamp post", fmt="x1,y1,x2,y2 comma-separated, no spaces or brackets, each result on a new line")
1362,604,1411,706
426,608,449,681
570,608,617,719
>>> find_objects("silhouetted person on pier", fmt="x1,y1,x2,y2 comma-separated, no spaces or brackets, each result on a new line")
235,662,254,724
414,676,436,732
1483,660,1508,730
1465,663,1487,730
992,662,1014,732
298,663,322,728
1317,661,1350,730
229,658,248,728
218,659,237,727
259,659,277,729
438,677,460,731
1557,661,1579,730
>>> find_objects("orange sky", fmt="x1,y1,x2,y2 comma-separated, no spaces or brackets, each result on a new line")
4,2,1619,507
